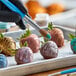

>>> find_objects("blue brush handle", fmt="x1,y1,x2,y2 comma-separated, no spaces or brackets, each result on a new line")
61,68,76,74
0,0,25,18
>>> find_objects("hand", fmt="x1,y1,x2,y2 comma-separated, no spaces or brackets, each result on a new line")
0,0,30,30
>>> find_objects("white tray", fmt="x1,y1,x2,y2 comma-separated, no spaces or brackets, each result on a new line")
0,27,76,76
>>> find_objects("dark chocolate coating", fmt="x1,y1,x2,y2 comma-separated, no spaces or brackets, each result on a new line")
40,41,58,59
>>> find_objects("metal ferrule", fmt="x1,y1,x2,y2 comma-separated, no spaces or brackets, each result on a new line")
48,72,61,76
23,15,40,31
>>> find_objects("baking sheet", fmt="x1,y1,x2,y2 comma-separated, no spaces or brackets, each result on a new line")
1,40,76,76
0,28,76,76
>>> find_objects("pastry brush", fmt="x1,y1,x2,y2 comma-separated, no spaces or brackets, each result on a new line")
48,68,76,76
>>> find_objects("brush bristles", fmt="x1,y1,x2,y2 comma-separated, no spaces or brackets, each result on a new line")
39,29,51,39
40,29,49,37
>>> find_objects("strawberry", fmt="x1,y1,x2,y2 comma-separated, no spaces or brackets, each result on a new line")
48,23,64,47
0,33,16,56
20,29,40,53
0,54,7,68
40,40,58,59
69,33,76,54
15,47,33,64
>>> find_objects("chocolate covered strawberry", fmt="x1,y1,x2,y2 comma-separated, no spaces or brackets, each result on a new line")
40,40,58,59
20,29,40,53
15,47,33,64
0,34,16,56
0,54,7,68
48,23,64,47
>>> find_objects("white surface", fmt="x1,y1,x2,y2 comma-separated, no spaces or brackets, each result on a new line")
49,9,76,29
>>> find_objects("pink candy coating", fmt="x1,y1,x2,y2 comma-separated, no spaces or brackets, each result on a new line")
15,47,33,64
40,41,58,59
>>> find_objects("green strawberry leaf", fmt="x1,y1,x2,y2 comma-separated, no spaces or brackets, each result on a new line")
16,38,20,40
48,22,53,30
8,48,17,56
8,48,16,51
68,33,76,40
25,28,31,37
24,41,28,47
0,33,4,38
20,28,31,39
44,38,49,42
0,50,2,53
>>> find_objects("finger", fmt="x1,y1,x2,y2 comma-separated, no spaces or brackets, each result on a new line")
16,19,26,30
0,11,21,23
